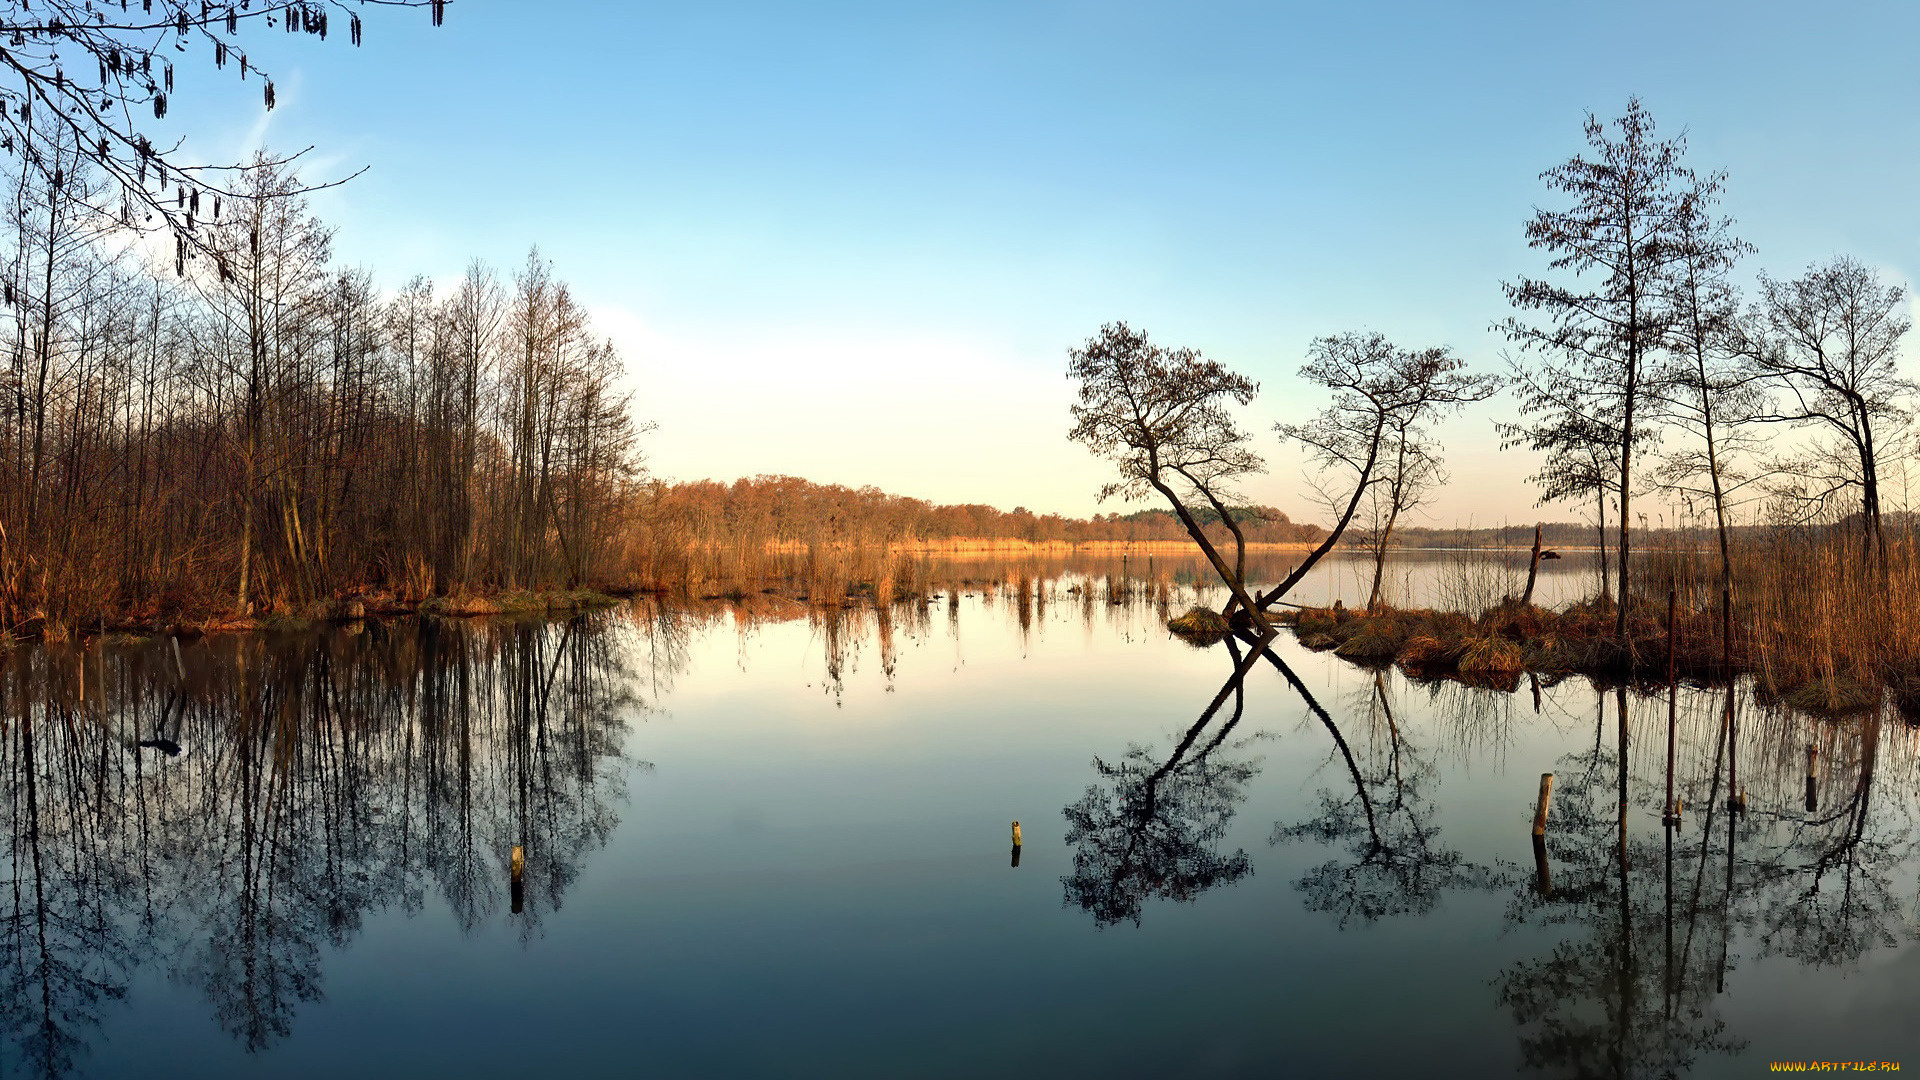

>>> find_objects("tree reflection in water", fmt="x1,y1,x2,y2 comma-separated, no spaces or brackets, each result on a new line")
1490,682,1920,1077
1058,623,1920,1078
1493,684,1744,1077
0,611,664,1075
1269,663,1504,926
1060,634,1506,930
1060,637,1266,927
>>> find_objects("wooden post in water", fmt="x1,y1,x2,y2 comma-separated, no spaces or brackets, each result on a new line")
1533,773,1554,837
1010,820,1023,869
1521,524,1544,607
1532,769,1555,897
1805,743,1819,813
1664,589,1680,828
510,845,525,914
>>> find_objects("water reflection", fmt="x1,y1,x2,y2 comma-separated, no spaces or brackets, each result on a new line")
1495,685,1744,1076
1057,613,1920,1076
1059,638,1264,928
3,564,1920,1077
1494,685,1920,1076
0,614,650,1075
1269,665,1503,925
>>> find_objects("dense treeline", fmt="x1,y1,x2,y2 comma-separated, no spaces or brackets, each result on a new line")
0,140,643,637
639,474,1319,550
624,474,1323,603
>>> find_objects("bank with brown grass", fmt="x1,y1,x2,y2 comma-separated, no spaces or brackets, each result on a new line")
1274,593,1893,717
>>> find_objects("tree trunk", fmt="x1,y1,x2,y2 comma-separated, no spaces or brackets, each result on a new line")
1694,342,1735,678
1148,474,1266,632
1521,523,1543,607
1859,407,1886,569
1597,491,1611,603
1173,465,1249,621
1256,417,1386,612
1618,385,1635,640
1365,432,1411,613
1366,499,1403,613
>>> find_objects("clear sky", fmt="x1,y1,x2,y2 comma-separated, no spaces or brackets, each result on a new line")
154,1,1920,527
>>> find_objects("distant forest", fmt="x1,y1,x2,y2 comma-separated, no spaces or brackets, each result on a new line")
640,475,1326,548
640,476,1712,551
640,476,1816,554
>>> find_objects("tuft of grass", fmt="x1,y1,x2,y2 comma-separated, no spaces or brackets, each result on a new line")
1395,635,1456,675
1167,606,1231,644
1781,675,1881,716
1481,600,1549,641
1458,636,1525,681
1335,620,1409,660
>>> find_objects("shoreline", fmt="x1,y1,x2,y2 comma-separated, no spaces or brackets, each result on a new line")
1270,602,1901,718
17,587,641,645
1,539,1602,645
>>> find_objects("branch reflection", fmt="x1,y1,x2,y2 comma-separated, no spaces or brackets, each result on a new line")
1060,637,1267,928
1269,665,1504,926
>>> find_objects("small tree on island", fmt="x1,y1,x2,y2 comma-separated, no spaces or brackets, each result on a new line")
1502,97,1693,640
1255,333,1490,614
1346,346,1496,611
1067,322,1271,632
1652,167,1761,656
1499,363,1643,604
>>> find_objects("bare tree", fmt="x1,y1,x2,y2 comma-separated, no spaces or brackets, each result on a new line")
1067,322,1269,629
1502,98,1692,637
0,1,442,245
1501,360,1650,604
1653,169,1761,653
1256,333,1487,613
1354,353,1494,610
200,152,333,612
1744,256,1912,565
1352,434,1440,612
0,134,650,636
441,261,504,584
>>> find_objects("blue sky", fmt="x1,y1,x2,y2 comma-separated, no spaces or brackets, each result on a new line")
157,1,1920,526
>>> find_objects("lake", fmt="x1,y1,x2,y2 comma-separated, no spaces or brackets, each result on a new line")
2,552,1913,1078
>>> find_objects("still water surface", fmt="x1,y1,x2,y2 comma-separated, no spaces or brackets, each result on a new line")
3,553,1916,1078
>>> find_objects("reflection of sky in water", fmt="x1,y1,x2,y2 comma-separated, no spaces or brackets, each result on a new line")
3,568,1918,1078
